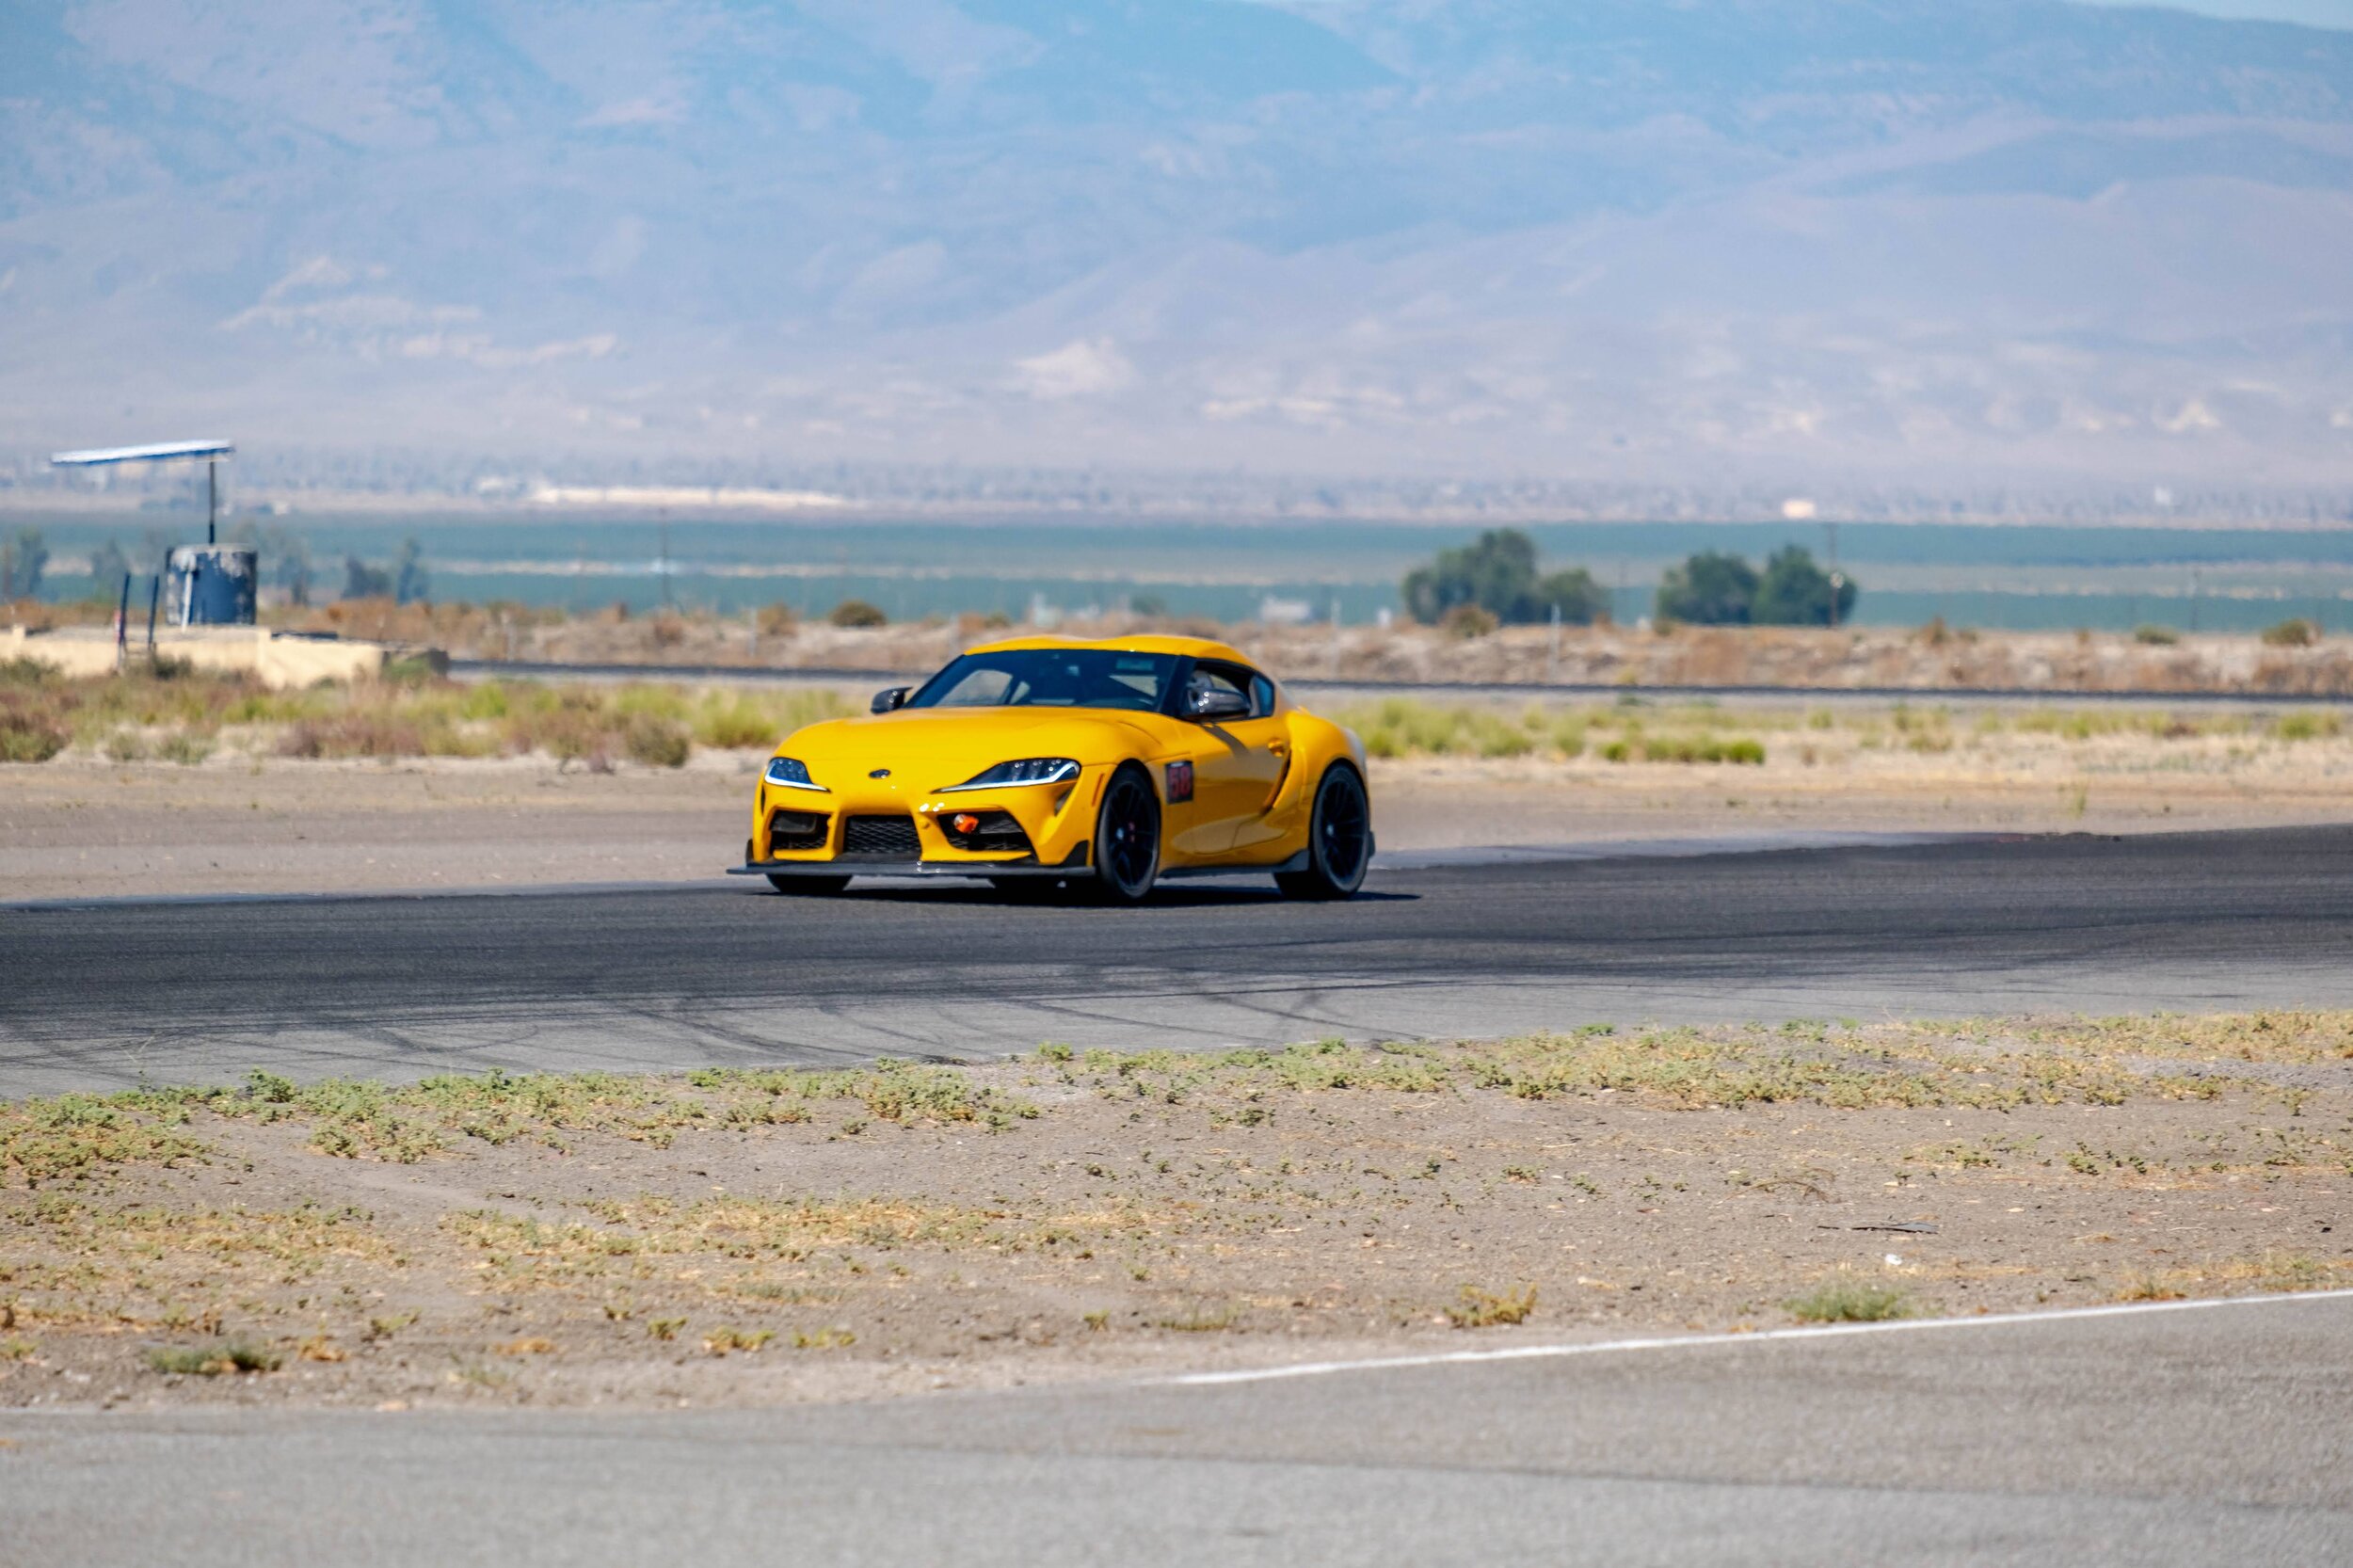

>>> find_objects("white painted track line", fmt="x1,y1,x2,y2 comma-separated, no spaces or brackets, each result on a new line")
1159,1287,2353,1386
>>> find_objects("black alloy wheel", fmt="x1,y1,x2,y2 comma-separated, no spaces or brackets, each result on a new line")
767,873,851,895
1091,764,1161,904
1276,764,1371,900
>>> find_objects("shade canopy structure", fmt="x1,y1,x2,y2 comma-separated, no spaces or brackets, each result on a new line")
50,439,236,542
50,440,234,467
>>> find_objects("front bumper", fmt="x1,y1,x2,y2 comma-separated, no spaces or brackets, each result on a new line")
729,842,1092,880
743,767,1104,876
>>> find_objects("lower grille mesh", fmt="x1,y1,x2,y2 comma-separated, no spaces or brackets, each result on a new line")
841,814,920,857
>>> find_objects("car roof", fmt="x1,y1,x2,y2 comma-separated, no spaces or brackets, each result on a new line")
958,633,1259,665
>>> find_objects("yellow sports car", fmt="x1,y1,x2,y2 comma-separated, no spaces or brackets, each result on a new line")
731,634,1372,902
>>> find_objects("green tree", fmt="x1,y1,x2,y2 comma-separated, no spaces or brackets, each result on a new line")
392,537,430,606
88,538,133,596
1401,529,1610,626
344,555,393,600
1537,567,1611,626
1,527,50,600
1655,551,1759,625
1751,546,1858,627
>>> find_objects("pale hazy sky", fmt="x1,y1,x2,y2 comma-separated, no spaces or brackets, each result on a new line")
2081,0,2351,26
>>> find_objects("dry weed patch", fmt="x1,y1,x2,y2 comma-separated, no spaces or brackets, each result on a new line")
2,1008,2347,1409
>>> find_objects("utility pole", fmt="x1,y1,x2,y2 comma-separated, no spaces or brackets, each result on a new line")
1547,600,1561,682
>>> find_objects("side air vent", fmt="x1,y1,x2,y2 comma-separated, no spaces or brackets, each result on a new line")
767,808,830,854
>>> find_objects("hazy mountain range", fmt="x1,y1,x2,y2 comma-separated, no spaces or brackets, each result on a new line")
5,0,2352,493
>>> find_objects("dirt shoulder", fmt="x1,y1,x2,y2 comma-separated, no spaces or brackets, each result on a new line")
2,1014,2345,1411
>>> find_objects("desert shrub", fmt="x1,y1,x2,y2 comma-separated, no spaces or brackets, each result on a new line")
2133,624,2180,646
2270,712,2344,743
827,600,888,628
624,712,691,767
1,677,72,760
2263,618,2319,648
1438,603,1499,640
756,603,797,636
280,713,430,759
696,700,776,749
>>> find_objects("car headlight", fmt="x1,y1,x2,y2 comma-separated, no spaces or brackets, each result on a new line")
763,756,826,792
939,758,1080,792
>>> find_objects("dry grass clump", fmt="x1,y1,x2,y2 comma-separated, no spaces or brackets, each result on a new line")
1339,696,1772,765
1447,1283,1538,1328
0,1095,212,1186
1,1060,1042,1182
0,663,851,766
446,1195,1001,1284
144,1338,281,1376
0,1013,2330,1200
1042,1020,2249,1115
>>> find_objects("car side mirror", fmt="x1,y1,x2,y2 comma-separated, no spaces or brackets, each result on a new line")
871,686,910,713
1186,687,1250,721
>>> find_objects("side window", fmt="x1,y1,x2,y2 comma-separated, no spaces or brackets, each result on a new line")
1192,662,1275,718
1187,664,1249,710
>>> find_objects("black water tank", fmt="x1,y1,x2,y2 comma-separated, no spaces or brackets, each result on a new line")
165,545,258,626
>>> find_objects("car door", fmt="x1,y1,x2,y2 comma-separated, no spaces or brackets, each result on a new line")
1183,662,1290,856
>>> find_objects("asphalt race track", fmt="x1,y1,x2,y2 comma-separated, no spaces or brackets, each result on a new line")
6,1292,2348,1565
6,824,2353,1096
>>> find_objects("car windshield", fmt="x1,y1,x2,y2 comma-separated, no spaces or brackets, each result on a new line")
907,649,1178,713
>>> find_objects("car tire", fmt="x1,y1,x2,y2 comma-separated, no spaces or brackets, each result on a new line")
1089,763,1161,904
1276,763,1372,901
767,873,851,895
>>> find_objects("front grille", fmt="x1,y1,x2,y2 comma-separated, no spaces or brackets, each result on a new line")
841,814,920,858
767,808,830,855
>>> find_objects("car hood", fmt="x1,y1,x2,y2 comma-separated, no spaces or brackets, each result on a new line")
776,708,1165,792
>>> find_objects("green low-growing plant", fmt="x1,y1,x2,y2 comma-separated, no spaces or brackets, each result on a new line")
1785,1273,1910,1323
144,1337,281,1376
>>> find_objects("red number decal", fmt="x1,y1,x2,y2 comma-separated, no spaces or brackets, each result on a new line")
1165,760,1193,803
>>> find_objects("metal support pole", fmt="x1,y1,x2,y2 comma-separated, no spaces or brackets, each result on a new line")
146,573,161,652
116,573,131,670
207,459,217,545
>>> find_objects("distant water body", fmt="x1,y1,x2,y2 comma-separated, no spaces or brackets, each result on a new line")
21,513,2353,635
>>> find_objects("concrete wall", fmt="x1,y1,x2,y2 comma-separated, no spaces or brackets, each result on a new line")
2,626,444,689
